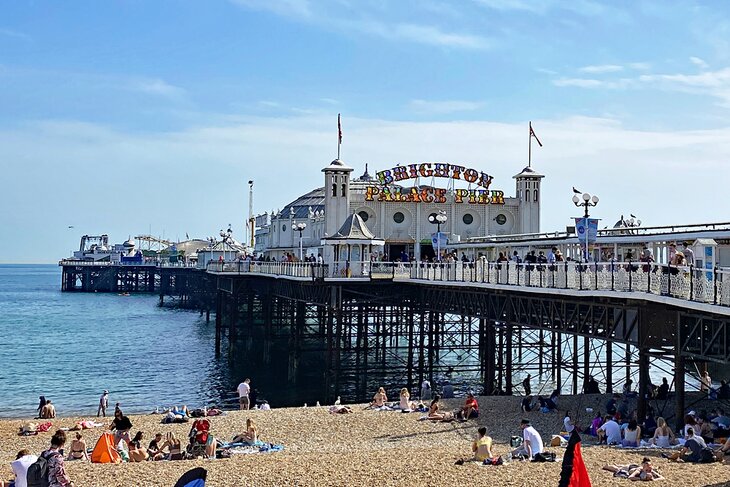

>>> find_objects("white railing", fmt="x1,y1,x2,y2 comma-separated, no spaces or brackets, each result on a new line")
409,261,730,307
59,260,195,268
204,259,730,308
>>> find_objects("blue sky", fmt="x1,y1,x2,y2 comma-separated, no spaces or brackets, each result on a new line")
2,1,730,262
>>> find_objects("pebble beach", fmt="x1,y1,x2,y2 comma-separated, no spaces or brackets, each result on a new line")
1,394,728,487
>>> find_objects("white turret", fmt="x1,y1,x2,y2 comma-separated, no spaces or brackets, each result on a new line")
513,166,544,234
322,159,353,262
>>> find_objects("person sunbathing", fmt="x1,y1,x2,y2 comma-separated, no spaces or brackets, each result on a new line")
371,387,388,408
40,400,56,419
232,418,258,444
67,433,88,461
427,395,452,421
472,427,494,462
329,405,353,414
399,388,417,411
603,457,664,481
128,431,149,462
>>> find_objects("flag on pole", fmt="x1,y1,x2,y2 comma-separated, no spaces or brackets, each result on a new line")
338,113,342,144
558,430,592,487
530,122,543,147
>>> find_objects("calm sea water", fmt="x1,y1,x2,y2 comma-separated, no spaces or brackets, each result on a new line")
0,264,237,418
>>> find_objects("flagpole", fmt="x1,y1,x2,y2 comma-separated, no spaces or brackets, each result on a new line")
337,113,341,160
528,121,532,168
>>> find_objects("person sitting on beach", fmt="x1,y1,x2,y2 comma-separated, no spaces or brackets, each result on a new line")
537,390,559,412
427,395,451,421
232,418,258,444
109,409,133,447
521,395,535,412
563,411,575,434
683,413,698,439
598,415,622,445
622,419,641,447
1,449,37,487
457,393,479,421
603,457,664,481
66,432,88,461
40,399,56,419
161,432,184,460
399,388,417,411
126,431,147,462
590,411,603,436
36,396,46,418
665,427,722,463
651,417,676,448
472,427,494,462
147,433,165,461
40,430,74,487
512,419,543,460
606,394,620,416
371,387,388,408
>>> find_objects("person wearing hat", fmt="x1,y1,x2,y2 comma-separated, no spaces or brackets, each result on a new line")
97,390,109,417
512,419,544,460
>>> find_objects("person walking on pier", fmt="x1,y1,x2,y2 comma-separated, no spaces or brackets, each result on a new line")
237,378,251,410
97,390,109,417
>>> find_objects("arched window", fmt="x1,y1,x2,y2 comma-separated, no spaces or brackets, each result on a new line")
525,190,529,202
332,184,337,197
534,189,538,202
341,184,346,197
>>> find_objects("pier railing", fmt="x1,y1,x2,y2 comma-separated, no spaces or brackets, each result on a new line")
408,261,730,307
206,259,730,308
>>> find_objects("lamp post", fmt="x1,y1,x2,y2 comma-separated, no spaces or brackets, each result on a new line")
292,221,307,261
572,191,599,261
428,210,448,262
219,225,233,261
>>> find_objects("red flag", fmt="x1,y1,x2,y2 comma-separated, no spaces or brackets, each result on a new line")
530,122,543,147
338,113,342,144
559,431,592,487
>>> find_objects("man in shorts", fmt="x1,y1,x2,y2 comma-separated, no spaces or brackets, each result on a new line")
237,379,251,410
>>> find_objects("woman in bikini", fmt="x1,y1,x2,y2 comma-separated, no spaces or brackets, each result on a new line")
427,395,451,421
67,432,88,461
232,418,258,444
162,432,184,460
128,431,149,462
371,387,388,408
399,388,417,411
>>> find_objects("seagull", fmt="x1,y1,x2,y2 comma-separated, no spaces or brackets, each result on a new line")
334,396,341,406
572,187,582,194
67,225,74,228
630,214,636,218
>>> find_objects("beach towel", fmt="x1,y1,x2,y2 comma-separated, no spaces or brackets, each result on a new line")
37,422,53,432
91,432,122,464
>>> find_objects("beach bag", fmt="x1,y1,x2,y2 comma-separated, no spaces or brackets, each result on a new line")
483,457,503,466
27,450,57,487
533,451,556,462
700,447,715,463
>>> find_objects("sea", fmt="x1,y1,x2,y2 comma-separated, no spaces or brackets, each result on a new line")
0,264,238,418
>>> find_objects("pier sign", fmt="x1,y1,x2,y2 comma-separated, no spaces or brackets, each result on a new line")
365,163,505,205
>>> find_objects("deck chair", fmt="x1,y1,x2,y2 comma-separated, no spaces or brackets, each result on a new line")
187,418,211,458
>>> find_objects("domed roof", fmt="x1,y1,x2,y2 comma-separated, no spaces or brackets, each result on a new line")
322,159,354,173
123,239,135,248
278,187,325,220
513,166,544,178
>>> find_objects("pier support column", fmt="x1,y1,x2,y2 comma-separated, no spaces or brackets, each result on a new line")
637,348,649,420
605,341,613,393
215,290,222,357
505,323,513,395
674,353,686,432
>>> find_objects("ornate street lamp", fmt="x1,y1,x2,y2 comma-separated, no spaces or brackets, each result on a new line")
292,221,307,261
428,210,448,262
572,191,599,261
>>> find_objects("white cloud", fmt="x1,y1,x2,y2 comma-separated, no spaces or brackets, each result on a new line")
628,62,650,71
385,23,489,49
130,78,185,99
319,98,339,105
638,67,730,105
409,99,484,114
690,56,709,70
553,78,605,88
229,0,312,19
0,28,31,41
258,100,280,108
578,64,623,74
